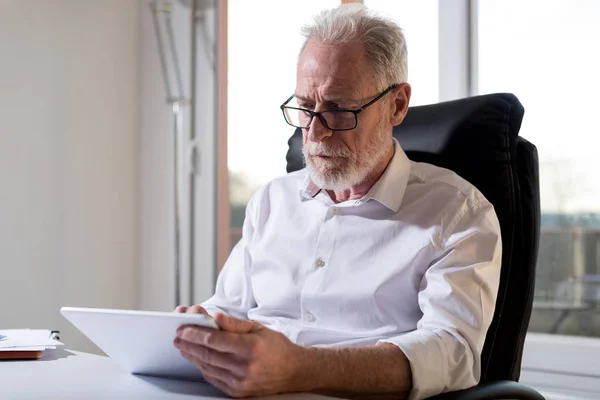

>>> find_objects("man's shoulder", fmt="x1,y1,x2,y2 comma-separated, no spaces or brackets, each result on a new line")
405,161,500,245
407,161,491,208
248,169,307,206
261,169,307,196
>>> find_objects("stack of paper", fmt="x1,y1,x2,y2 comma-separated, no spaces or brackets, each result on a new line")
0,329,64,359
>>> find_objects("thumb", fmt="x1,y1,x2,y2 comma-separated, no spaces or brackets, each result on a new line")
214,313,257,333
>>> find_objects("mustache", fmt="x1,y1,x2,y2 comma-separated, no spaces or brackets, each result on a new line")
303,142,351,158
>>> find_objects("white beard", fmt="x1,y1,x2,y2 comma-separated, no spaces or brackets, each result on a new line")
302,125,391,191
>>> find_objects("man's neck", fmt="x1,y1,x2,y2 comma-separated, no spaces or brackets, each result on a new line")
326,146,394,204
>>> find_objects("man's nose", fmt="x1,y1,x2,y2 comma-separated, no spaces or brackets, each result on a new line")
307,115,333,142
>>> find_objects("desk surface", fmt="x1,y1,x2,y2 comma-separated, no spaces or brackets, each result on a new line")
0,348,338,400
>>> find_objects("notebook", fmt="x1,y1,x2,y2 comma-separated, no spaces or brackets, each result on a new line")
0,329,63,360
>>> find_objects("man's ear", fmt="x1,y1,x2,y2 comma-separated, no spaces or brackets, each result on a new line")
390,83,411,126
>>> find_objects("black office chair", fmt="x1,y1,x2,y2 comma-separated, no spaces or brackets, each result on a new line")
286,93,545,400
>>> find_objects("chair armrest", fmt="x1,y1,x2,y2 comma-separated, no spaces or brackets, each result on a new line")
425,380,546,400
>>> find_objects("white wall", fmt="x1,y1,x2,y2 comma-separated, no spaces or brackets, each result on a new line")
138,0,176,312
0,0,141,354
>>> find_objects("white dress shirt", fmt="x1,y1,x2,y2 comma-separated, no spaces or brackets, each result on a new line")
202,139,501,399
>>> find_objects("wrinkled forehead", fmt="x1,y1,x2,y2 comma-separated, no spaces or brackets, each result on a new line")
295,40,375,101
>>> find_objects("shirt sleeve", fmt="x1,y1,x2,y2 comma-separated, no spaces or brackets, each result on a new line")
378,200,502,400
200,189,262,320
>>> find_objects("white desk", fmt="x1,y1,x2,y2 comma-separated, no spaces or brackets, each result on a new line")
0,348,338,400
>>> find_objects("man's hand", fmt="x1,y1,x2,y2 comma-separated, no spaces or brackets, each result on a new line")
174,313,307,398
174,305,209,315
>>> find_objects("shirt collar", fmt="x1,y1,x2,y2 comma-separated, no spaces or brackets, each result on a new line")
300,139,411,213
300,176,321,200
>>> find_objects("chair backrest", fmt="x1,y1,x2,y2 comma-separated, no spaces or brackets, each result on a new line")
285,93,541,382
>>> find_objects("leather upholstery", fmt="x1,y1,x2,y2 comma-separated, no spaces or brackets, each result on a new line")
286,93,541,383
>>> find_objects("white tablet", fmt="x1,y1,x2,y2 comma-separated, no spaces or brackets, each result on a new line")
60,306,218,381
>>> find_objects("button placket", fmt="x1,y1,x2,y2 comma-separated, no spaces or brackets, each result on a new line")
300,204,339,326
304,312,316,323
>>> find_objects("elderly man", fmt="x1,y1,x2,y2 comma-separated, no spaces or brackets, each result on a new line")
174,4,501,400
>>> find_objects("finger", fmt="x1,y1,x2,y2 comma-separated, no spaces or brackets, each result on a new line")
177,326,251,356
201,367,248,398
174,305,188,313
215,313,256,334
174,339,246,375
180,350,244,396
187,305,208,315
202,372,242,398
180,350,235,377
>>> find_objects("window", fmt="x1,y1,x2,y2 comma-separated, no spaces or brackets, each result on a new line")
364,0,439,106
478,0,600,338
227,0,339,246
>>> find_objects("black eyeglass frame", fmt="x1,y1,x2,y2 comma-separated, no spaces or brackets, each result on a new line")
279,84,399,131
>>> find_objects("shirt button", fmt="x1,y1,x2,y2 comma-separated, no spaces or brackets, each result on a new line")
315,258,325,268
331,207,338,215
304,312,316,323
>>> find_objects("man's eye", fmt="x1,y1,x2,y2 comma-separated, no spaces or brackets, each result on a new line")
328,102,351,110
299,104,314,110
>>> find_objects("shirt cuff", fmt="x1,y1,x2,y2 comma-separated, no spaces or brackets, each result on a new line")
378,329,449,400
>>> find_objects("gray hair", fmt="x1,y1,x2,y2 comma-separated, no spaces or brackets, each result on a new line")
299,4,408,90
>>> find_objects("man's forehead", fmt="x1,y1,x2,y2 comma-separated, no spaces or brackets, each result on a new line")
294,72,369,102
294,80,364,102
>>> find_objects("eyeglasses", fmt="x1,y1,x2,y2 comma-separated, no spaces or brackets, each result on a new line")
280,84,398,131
